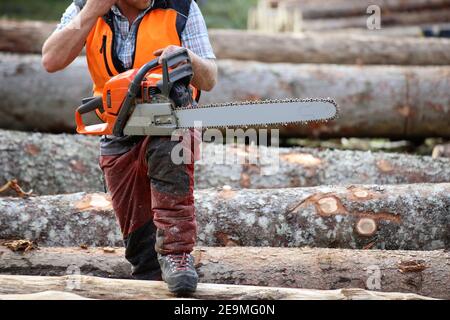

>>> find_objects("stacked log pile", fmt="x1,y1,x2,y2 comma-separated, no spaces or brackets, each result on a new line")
0,13,449,300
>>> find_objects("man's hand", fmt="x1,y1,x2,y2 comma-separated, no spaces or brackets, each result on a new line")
153,45,187,64
84,0,117,18
153,45,217,92
42,0,117,73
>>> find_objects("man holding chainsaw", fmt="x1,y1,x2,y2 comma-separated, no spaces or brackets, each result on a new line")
42,0,217,294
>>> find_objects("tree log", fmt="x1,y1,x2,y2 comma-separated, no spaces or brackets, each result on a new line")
209,29,450,65
0,19,54,54
302,8,450,31
3,20,450,65
1,184,449,250
207,60,450,138
1,55,450,138
2,129,450,195
280,0,450,19
0,245,448,299
0,130,102,195
432,143,450,158
0,274,435,300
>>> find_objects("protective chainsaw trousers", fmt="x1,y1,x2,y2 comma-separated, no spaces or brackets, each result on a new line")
99,131,199,280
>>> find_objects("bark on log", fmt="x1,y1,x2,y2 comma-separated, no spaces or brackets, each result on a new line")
0,130,102,196
1,184,449,250
1,54,450,138
0,274,434,300
209,29,450,65
0,19,54,54
0,245,448,299
3,20,450,65
302,8,450,31
206,60,450,138
2,129,450,195
0,291,93,300
432,143,450,158
319,24,450,38
281,0,450,19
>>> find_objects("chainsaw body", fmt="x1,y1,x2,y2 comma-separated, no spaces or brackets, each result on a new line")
76,49,197,136
75,49,339,137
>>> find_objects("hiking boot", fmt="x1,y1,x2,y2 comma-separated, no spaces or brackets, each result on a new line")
158,252,198,294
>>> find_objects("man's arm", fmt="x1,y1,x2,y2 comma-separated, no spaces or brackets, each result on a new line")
154,46,217,92
42,0,116,73
154,1,217,92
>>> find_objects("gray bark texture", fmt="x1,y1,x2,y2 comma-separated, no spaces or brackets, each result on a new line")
0,130,102,196
2,130,450,195
302,8,450,30
208,30,450,65
433,143,450,159
3,20,450,65
0,245,448,299
0,184,449,250
281,0,450,19
0,19,54,54
1,54,450,138
0,274,434,300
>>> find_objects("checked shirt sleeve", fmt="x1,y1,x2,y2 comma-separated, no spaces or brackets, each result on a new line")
55,3,80,31
181,1,216,60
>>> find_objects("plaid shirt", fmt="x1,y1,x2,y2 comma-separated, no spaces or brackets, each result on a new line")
57,1,216,69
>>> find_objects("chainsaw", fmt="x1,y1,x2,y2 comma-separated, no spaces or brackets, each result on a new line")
75,49,338,136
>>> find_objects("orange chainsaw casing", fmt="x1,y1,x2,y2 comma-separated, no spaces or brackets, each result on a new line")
75,67,198,136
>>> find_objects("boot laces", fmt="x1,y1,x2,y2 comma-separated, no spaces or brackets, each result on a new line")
169,253,190,271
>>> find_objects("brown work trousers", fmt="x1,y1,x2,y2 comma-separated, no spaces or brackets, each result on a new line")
99,131,200,280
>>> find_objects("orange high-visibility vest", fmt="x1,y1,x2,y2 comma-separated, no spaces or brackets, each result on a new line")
84,0,193,96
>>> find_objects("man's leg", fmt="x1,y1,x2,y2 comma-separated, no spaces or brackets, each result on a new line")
146,130,198,293
99,137,161,280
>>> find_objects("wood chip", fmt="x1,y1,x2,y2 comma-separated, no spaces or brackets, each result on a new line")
102,247,116,254
0,179,33,198
4,240,37,252
398,260,427,273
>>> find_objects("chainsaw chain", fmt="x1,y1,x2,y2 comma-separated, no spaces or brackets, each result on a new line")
174,97,339,129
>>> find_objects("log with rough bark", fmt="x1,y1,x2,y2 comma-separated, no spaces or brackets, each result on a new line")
0,130,102,195
432,143,450,158
208,60,450,138
0,245,448,299
2,54,450,137
2,129,450,195
4,20,450,65
209,30,450,65
1,184,449,250
0,275,435,300
302,8,450,31
0,19,54,54
271,0,450,19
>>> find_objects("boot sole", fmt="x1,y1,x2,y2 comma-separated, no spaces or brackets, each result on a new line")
163,275,198,294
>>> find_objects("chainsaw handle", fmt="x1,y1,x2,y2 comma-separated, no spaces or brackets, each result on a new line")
76,96,103,114
75,96,111,135
113,49,191,136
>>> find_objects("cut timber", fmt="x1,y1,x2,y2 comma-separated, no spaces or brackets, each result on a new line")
281,0,450,19
0,130,102,195
0,246,448,299
0,275,435,300
433,143,450,158
302,8,450,31
209,30,450,65
0,291,92,300
206,60,450,138
2,130,450,194
0,184,449,250
4,20,450,65
0,19,55,54
2,54,449,137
